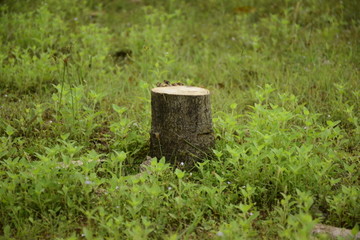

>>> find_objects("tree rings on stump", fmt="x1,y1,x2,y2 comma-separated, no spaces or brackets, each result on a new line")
150,86,214,168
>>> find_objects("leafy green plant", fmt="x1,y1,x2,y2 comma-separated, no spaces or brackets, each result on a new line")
0,0,359,238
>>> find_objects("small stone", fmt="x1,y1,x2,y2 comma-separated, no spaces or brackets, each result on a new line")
216,231,224,237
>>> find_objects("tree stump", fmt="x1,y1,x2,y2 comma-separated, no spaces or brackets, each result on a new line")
150,86,214,167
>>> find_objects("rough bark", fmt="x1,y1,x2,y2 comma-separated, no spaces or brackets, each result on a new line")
150,86,214,167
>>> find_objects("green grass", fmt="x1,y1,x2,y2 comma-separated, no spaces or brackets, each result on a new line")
0,0,359,239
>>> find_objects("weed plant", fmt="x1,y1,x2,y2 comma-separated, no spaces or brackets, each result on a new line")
0,0,359,239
